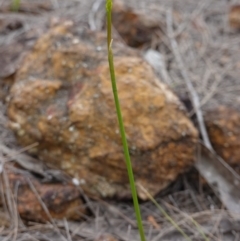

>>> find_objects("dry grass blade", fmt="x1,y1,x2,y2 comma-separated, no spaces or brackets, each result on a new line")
63,218,72,241
27,179,68,241
89,0,104,30
0,142,39,162
196,145,240,218
163,201,211,241
138,184,192,241
166,8,212,150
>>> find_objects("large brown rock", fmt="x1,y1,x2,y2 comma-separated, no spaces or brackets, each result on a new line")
205,106,240,165
7,23,198,200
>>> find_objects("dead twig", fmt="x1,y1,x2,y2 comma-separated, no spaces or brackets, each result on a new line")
88,0,104,31
27,178,68,241
166,8,212,150
0,142,39,163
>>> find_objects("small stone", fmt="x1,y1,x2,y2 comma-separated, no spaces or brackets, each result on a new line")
229,5,240,29
3,164,85,222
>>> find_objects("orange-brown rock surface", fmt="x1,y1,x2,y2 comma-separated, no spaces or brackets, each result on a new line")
7,22,198,200
205,106,240,165
2,166,85,222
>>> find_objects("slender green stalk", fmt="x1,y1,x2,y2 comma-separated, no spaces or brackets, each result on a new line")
142,184,210,241
166,203,210,241
138,184,193,241
185,216,210,241
105,1,146,241
11,0,21,11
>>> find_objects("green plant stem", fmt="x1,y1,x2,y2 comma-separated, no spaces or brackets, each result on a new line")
106,1,146,241
11,0,21,11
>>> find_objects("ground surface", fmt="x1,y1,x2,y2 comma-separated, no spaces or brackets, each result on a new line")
0,0,240,240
